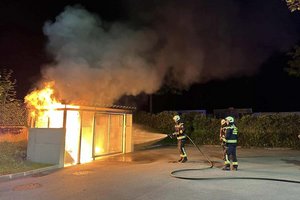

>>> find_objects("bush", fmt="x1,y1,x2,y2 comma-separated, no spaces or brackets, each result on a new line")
237,114,300,148
133,111,177,134
192,114,220,145
134,111,300,149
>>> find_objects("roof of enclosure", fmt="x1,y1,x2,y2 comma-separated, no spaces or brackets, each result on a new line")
30,104,136,113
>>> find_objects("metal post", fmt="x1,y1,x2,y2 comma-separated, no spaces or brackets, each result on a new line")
122,114,126,153
92,112,96,160
62,105,67,167
62,106,67,129
108,114,111,154
77,111,83,164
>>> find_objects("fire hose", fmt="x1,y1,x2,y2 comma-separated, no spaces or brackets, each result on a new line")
186,135,214,168
170,135,300,184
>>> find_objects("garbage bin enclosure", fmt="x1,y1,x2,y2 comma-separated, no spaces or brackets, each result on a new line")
28,105,133,166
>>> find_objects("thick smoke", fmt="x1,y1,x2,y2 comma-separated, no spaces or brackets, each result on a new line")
41,1,299,105
43,5,162,105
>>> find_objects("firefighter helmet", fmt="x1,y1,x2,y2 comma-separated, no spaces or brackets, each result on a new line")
225,116,234,123
173,115,180,122
221,119,226,126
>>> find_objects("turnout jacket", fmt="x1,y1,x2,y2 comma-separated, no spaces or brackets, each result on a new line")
173,122,186,140
224,124,238,144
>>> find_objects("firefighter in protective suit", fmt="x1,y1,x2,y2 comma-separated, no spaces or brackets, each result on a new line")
219,119,227,162
171,115,188,163
222,116,238,171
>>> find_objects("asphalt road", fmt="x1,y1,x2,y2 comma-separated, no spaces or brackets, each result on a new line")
0,145,300,200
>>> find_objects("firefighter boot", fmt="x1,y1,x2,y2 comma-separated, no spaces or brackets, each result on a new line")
181,157,188,163
222,165,230,171
177,157,183,162
232,165,238,171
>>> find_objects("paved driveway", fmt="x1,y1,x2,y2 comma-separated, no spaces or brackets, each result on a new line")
0,146,300,200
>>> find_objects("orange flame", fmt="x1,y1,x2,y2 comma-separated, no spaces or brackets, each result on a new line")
25,82,65,128
25,81,61,110
24,82,86,165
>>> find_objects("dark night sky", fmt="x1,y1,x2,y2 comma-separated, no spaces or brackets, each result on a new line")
1,0,300,113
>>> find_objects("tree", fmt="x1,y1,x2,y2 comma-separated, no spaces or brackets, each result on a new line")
0,69,26,126
0,69,17,105
284,1,300,77
148,69,184,113
285,46,300,77
285,0,300,12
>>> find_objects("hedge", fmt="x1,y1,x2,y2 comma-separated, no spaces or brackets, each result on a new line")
133,111,300,149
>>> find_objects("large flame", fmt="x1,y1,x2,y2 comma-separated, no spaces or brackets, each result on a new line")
25,81,64,127
24,82,88,165
25,81,61,110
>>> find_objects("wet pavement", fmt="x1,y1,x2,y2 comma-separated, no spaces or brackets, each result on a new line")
0,145,300,200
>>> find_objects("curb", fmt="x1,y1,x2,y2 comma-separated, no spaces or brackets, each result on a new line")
0,165,60,182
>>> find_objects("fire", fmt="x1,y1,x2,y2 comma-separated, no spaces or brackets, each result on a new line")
25,81,61,110
25,82,62,127
24,81,128,165
24,82,87,165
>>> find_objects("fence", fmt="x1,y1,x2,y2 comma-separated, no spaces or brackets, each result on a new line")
0,126,28,142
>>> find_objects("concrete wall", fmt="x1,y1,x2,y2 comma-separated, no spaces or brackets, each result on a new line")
27,128,65,168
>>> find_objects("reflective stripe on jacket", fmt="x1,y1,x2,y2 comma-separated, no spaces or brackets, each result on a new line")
225,124,238,144
174,123,186,140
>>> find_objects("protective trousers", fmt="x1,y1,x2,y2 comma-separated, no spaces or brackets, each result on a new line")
224,144,238,169
178,139,187,158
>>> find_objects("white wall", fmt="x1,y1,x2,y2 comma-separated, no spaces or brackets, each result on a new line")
27,128,65,168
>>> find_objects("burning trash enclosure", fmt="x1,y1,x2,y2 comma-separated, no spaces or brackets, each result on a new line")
25,82,134,167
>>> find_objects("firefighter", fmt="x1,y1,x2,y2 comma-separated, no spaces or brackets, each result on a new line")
219,119,227,163
171,115,188,163
222,116,238,171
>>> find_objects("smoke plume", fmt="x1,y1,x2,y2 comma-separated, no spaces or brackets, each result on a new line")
40,1,299,105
